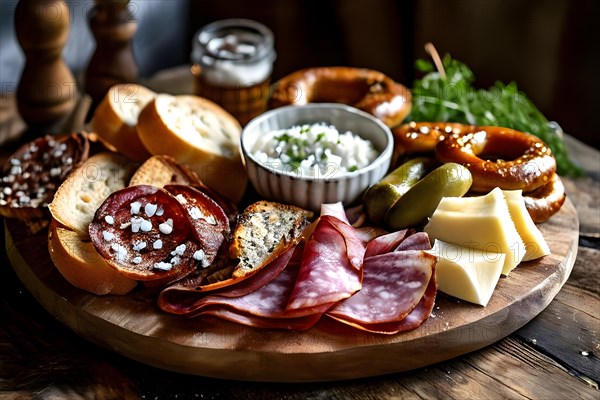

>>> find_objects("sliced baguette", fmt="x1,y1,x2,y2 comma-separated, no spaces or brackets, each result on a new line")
48,152,139,236
229,201,313,279
48,219,137,295
136,94,247,203
91,83,156,161
129,155,203,187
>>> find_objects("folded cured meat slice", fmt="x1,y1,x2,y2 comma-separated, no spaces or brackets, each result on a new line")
329,273,437,335
175,248,330,331
158,245,298,315
164,184,229,266
286,202,365,311
89,185,200,281
364,229,415,258
394,231,431,251
326,250,436,326
194,306,323,331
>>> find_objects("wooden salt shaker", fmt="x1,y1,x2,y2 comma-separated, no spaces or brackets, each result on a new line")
85,0,139,112
14,0,77,132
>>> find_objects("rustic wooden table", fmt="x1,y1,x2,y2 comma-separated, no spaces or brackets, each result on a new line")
0,69,598,399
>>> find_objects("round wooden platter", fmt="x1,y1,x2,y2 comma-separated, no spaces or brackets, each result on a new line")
5,199,578,382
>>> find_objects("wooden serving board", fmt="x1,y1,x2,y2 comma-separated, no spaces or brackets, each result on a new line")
5,199,578,382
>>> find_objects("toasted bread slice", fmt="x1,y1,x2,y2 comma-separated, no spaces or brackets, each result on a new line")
91,83,156,161
48,152,138,236
0,132,90,220
48,219,137,295
229,201,312,279
136,94,247,203
129,155,203,187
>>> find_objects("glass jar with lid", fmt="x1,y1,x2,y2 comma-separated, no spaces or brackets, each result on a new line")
191,18,276,126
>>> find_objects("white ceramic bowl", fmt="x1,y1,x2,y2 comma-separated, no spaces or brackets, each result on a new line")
240,103,393,211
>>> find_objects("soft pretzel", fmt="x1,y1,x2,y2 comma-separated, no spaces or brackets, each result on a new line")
434,125,556,193
269,66,411,128
523,173,566,223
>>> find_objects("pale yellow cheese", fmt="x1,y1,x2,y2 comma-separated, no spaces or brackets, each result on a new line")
424,187,525,275
427,239,504,306
502,190,550,261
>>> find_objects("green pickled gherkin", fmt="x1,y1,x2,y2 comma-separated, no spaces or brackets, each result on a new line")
364,157,434,224
385,162,472,230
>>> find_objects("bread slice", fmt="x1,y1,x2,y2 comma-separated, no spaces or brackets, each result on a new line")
229,201,313,279
136,94,247,203
0,132,90,220
129,155,203,187
91,83,156,161
48,152,139,236
48,219,137,295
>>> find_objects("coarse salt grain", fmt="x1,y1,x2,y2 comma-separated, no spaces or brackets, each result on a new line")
130,216,143,232
132,241,147,251
159,219,174,235
154,262,172,271
102,231,114,241
145,203,157,217
130,201,142,214
140,218,152,232
171,244,186,256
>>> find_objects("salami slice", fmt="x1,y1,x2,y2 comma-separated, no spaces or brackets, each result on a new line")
89,185,195,281
328,273,437,334
183,255,332,331
286,202,365,311
158,245,298,315
364,229,414,257
164,184,229,266
326,250,436,325
195,306,323,331
394,231,431,251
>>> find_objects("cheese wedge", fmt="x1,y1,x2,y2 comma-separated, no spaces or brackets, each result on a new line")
502,190,550,261
424,187,525,275
428,239,504,306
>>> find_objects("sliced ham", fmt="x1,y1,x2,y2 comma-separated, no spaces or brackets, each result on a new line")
326,250,436,325
286,202,365,311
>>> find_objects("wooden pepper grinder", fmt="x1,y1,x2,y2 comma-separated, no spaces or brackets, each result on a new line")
14,0,78,133
85,0,139,113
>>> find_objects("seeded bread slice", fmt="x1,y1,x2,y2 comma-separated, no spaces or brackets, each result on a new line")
229,201,313,279
48,152,139,237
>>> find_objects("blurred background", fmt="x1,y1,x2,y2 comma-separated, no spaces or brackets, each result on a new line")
1,0,598,149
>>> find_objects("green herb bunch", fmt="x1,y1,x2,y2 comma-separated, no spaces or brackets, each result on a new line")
408,54,582,176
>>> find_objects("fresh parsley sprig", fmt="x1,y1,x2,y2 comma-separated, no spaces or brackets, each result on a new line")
408,54,582,176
